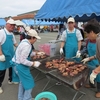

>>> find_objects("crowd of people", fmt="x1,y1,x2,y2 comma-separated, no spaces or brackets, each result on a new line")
0,17,100,100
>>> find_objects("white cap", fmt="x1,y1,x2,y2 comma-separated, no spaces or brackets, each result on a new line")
25,26,30,31
27,29,41,39
6,18,16,24
67,17,75,23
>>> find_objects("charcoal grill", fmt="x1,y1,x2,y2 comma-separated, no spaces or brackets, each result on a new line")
34,57,58,74
32,55,90,100
47,67,89,90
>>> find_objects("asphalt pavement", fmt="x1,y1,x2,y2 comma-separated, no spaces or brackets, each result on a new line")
0,32,100,100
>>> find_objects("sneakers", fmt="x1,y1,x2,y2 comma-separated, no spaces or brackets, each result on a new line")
95,92,100,98
8,81,18,85
0,87,3,94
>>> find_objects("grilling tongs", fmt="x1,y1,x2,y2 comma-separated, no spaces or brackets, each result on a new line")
60,53,65,59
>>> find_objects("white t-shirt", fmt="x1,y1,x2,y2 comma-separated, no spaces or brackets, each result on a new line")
12,39,35,67
60,28,83,41
0,28,17,45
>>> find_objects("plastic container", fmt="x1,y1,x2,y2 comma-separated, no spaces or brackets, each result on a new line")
48,40,61,55
49,43,56,57
38,43,56,57
34,91,57,100
38,44,45,52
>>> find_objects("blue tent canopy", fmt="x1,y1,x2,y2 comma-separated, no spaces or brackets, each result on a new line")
40,21,60,25
0,18,6,26
22,19,60,26
22,19,34,26
35,0,100,22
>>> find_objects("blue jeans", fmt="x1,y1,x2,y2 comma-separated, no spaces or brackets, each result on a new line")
18,82,32,100
13,66,33,100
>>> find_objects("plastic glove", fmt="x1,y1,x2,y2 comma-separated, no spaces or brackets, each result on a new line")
37,52,45,55
81,57,90,64
60,48,63,54
0,55,5,61
34,61,41,68
76,50,81,58
90,70,98,84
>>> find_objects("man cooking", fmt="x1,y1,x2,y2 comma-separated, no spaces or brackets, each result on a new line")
60,17,83,60
0,18,18,94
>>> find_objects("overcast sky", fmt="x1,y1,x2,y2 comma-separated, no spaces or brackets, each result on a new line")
0,0,46,18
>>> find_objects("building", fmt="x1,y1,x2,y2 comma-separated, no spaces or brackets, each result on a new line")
5,10,38,21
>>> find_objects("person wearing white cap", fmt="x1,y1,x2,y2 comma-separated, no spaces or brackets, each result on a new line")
0,18,18,94
10,29,41,100
20,26,35,50
60,17,83,60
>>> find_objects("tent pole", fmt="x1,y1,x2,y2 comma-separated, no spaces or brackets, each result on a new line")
34,19,36,30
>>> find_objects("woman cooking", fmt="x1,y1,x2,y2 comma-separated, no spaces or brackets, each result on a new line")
10,29,44,100
82,23,100,98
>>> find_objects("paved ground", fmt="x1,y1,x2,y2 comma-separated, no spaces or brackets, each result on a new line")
0,32,100,100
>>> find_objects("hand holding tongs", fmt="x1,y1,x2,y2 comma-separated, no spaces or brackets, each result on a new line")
60,53,64,59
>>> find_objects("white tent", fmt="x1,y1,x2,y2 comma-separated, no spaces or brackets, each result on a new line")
15,20,26,27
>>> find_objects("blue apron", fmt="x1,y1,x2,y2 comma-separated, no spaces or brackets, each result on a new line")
65,29,79,61
10,41,35,90
87,41,100,82
0,29,14,70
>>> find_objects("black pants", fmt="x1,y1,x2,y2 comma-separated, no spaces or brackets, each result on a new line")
97,82,100,92
0,67,12,87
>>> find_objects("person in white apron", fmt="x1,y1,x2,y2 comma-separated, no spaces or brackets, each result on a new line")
82,23,100,98
60,17,83,60
0,19,18,94
11,29,41,100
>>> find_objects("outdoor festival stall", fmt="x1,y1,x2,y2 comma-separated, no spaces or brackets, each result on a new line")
35,0,100,22
31,0,100,100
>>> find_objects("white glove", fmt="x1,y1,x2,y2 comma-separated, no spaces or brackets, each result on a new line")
34,61,41,68
81,57,90,64
37,52,45,55
90,70,98,84
60,48,63,54
76,50,81,58
0,55,5,61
